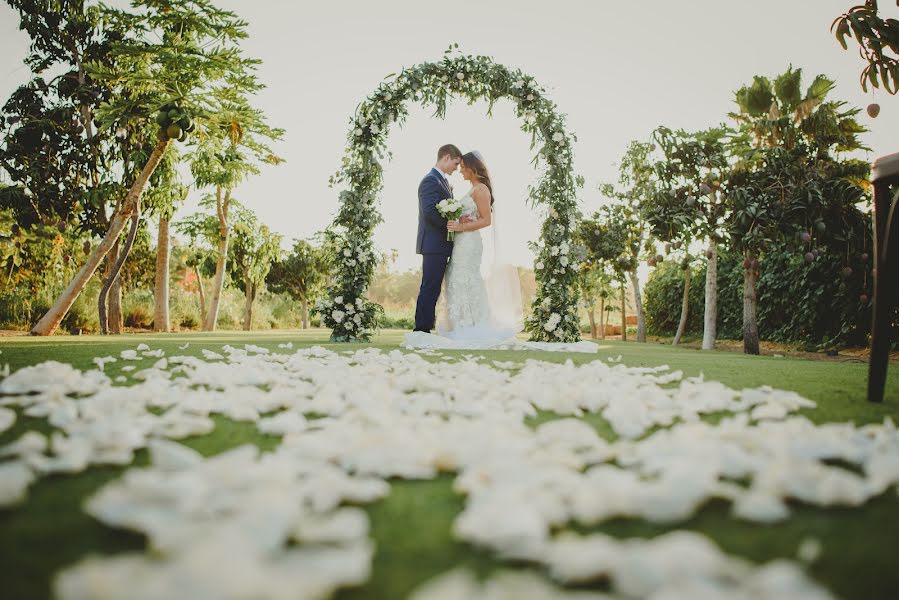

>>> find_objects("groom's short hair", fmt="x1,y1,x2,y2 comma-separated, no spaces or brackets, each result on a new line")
437,144,462,161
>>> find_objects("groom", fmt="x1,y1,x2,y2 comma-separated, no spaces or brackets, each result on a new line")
413,144,463,332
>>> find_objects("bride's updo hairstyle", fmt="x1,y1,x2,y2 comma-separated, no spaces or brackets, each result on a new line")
461,152,495,206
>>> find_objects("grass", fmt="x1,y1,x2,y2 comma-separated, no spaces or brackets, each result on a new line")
0,329,897,600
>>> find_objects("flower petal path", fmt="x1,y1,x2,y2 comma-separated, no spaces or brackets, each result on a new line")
0,340,897,599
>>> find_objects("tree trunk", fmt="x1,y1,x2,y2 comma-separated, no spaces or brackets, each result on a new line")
672,266,691,346
702,239,718,350
203,187,230,332
195,267,206,323
629,269,646,343
99,211,139,334
153,215,171,332
599,296,605,340
581,286,596,339
620,286,627,342
743,256,760,355
31,138,170,336
100,240,123,333
108,274,124,334
243,280,255,331
300,295,309,329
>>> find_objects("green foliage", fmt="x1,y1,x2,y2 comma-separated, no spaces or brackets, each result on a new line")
832,2,899,94
649,126,733,246
326,48,583,342
644,245,876,347
266,239,328,305
228,208,282,293
0,1,137,235
644,261,707,336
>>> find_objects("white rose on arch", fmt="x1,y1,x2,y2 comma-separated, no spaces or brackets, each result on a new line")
332,310,345,323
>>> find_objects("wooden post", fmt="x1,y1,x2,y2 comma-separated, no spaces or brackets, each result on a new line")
867,152,899,403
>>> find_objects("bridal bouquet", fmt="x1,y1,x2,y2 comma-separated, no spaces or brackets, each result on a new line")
436,198,464,241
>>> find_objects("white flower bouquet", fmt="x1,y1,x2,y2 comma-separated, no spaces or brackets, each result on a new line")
436,198,464,241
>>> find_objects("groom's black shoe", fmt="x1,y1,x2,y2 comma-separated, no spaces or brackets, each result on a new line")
412,328,431,333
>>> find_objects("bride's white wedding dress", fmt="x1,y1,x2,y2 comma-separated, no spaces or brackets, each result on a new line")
403,190,597,353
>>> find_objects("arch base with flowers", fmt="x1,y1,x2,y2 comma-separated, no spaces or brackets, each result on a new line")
316,49,584,343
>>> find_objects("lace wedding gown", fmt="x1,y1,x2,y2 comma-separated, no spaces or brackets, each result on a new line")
403,191,597,353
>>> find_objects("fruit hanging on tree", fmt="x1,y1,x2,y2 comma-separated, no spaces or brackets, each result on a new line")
867,103,880,118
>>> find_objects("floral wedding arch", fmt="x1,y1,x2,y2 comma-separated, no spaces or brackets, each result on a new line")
317,48,584,342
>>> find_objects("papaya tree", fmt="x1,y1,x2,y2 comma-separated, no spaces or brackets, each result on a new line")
228,208,282,331
651,126,734,350
267,239,328,329
189,97,284,331
143,147,187,332
727,67,868,354
29,0,268,336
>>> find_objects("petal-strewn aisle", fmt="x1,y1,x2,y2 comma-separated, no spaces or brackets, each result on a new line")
1,343,896,599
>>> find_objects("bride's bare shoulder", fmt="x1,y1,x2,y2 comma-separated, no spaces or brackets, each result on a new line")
472,183,491,197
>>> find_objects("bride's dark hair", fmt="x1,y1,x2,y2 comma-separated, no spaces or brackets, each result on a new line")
461,152,494,206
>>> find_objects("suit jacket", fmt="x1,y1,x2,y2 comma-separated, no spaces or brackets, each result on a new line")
416,168,454,255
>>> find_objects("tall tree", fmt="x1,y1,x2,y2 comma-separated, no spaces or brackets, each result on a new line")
599,140,658,343
727,67,869,354
651,126,734,350
578,208,631,340
646,130,701,347
143,147,186,332
0,1,145,332
29,0,268,336
190,97,284,332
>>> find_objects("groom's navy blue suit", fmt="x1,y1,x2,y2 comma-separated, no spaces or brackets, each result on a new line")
414,168,453,332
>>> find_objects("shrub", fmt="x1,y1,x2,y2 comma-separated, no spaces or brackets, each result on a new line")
643,247,873,347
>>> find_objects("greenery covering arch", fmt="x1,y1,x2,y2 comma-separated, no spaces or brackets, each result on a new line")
317,48,585,342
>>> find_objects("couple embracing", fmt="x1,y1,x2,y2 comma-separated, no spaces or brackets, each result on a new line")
403,144,523,350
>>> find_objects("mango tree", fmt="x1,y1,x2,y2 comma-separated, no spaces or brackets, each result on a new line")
646,129,702,346
267,239,329,329
727,67,868,354
832,1,899,103
598,140,659,343
579,207,631,340
651,126,734,350
29,0,265,336
227,208,282,330
0,1,147,332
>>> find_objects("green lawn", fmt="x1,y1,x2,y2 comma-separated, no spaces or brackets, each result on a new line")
0,329,897,600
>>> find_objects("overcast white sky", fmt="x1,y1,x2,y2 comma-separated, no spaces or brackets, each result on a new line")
2,0,897,271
